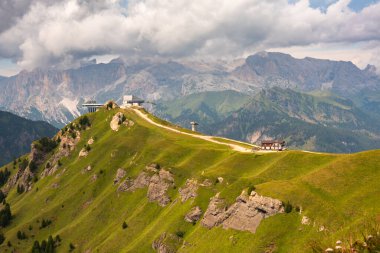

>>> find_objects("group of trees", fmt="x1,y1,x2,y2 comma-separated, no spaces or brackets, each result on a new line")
35,137,58,153
17,184,25,194
39,219,52,229
78,115,91,129
0,203,12,227
0,168,10,187
31,235,61,253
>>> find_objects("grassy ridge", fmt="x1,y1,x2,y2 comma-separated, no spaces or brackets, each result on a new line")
0,108,379,252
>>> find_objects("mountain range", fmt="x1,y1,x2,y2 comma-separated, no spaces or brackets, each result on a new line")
0,51,379,152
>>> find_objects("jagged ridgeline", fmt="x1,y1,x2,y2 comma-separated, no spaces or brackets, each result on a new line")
0,103,379,252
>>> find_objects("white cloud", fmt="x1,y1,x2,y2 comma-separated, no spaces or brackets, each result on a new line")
0,0,379,70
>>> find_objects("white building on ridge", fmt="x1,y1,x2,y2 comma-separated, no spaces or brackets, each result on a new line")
121,95,145,108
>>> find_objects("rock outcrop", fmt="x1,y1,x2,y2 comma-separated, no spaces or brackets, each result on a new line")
185,206,202,223
201,191,284,233
147,169,174,206
78,148,89,158
41,129,80,177
152,232,182,253
114,168,126,185
117,164,175,206
110,112,135,131
179,179,198,202
110,112,123,131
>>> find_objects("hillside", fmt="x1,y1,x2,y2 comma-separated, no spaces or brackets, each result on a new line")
0,111,57,166
155,88,380,153
0,106,379,252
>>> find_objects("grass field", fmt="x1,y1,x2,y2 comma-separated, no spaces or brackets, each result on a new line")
0,107,379,252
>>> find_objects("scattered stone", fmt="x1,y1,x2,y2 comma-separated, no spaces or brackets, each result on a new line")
184,206,202,223
152,232,182,253
199,179,212,187
201,191,284,233
87,137,94,145
325,248,334,252
301,216,310,225
319,226,326,232
336,240,342,245
114,168,126,185
91,174,98,182
217,177,224,183
79,148,89,158
179,179,198,202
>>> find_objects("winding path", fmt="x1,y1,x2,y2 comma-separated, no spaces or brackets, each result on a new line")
133,108,254,153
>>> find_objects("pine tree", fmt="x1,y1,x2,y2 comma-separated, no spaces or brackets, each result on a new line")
31,240,41,253
0,233,5,245
0,203,12,227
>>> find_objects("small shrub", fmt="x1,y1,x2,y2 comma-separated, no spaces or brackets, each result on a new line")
122,221,128,229
79,115,91,128
17,184,25,194
29,225,33,231
29,160,38,172
7,241,11,247
175,231,185,238
70,132,77,139
16,230,27,240
247,185,256,194
39,219,52,229
69,242,75,251
284,201,293,213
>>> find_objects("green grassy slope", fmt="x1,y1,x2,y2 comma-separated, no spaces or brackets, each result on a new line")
0,107,379,252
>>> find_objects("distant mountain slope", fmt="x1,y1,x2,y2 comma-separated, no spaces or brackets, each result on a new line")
155,88,380,153
0,107,379,252
1,51,378,127
0,111,57,166
233,51,380,96
154,90,251,133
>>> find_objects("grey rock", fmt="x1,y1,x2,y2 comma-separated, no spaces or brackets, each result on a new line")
184,206,202,223
201,191,284,233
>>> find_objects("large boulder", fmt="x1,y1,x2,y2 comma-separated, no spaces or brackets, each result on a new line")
201,191,284,233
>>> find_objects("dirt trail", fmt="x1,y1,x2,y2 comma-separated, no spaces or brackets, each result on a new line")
133,109,253,153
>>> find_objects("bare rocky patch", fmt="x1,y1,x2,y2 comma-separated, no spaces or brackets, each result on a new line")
152,232,183,253
184,206,202,223
201,191,284,233
178,179,198,202
117,164,175,206
110,112,134,131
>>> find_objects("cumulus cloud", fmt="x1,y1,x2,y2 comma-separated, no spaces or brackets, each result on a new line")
0,0,379,70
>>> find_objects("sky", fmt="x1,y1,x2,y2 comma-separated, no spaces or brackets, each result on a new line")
0,0,379,76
